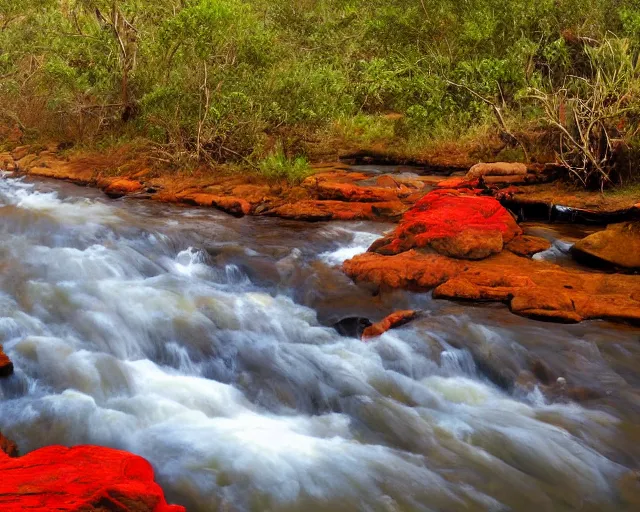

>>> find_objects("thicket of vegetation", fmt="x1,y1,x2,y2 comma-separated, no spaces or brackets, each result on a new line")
1,0,640,187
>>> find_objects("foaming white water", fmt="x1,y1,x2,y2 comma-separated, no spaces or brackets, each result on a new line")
533,239,573,263
319,227,381,265
0,175,635,511
0,175,122,226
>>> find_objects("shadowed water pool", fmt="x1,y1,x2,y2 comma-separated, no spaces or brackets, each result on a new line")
0,173,639,511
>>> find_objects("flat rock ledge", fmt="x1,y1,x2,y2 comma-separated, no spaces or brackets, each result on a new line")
344,189,640,324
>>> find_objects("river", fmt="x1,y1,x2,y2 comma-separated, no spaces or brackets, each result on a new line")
0,172,639,511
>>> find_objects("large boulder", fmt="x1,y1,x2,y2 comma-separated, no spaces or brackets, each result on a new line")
343,250,463,290
369,189,522,259
571,222,640,270
0,445,184,512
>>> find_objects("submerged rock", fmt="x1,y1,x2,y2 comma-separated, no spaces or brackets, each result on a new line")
571,222,640,270
333,317,372,338
0,445,185,512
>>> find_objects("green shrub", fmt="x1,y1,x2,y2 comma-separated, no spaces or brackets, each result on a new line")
257,148,312,185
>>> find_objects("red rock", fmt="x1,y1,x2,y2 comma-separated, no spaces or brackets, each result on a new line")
103,178,144,198
435,177,480,189
432,251,640,323
344,248,640,324
505,235,551,257
343,250,463,290
362,310,417,339
618,470,640,508
0,445,184,512
230,184,271,203
314,181,410,202
369,189,521,259
466,162,527,180
266,200,406,222
0,432,18,458
179,192,252,217
0,344,13,378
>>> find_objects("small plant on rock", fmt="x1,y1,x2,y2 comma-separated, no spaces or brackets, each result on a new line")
257,147,312,185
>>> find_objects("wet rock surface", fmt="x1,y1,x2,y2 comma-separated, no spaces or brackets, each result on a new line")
0,345,13,378
361,310,418,339
505,235,552,257
0,445,185,512
345,190,640,324
572,222,640,270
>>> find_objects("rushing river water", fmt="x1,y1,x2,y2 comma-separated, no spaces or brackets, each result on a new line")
1,173,640,511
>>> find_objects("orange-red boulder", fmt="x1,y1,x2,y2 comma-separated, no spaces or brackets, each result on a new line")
362,310,418,340
102,178,144,198
0,345,13,378
0,445,184,512
369,189,521,259
343,250,463,290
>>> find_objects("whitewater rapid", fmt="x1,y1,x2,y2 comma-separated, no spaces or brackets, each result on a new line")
0,173,639,511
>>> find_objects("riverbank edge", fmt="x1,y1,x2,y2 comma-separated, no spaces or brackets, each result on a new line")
2,143,639,223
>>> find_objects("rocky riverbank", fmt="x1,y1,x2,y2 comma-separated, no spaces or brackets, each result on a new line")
3,144,639,223
1,145,437,222
344,187,640,324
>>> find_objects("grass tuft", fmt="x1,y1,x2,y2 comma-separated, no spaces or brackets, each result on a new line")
257,149,312,185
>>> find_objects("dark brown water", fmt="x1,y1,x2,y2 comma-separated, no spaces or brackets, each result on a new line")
0,172,639,511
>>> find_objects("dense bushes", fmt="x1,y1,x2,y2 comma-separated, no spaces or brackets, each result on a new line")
1,0,640,186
